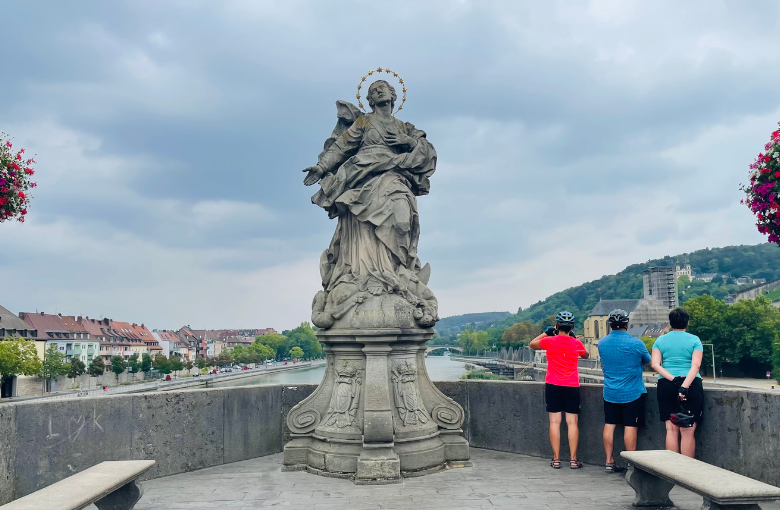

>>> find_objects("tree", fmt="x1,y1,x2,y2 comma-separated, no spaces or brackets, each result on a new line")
127,353,141,380
250,343,275,362
500,321,540,346
256,332,288,360
42,344,69,386
0,339,43,386
773,341,780,384
195,356,207,371
184,360,194,373
152,353,171,375
88,356,105,386
286,322,322,359
169,355,184,376
110,356,127,382
707,258,719,274
141,353,153,376
289,346,304,360
456,328,489,356
67,357,86,380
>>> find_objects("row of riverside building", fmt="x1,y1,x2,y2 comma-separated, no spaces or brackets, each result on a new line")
0,304,275,366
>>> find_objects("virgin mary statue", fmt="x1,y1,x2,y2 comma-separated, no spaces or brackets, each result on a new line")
303,79,439,330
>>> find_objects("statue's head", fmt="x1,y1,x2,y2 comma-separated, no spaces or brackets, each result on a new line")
367,80,397,111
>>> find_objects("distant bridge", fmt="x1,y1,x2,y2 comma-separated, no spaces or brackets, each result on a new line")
425,345,463,354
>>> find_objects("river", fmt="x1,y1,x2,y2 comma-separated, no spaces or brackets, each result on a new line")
212,354,468,388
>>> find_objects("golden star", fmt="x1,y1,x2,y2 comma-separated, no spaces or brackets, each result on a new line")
393,72,398,77
376,67,383,72
357,84,361,90
398,78,404,84
361,76,366,82
402,87,407,93
356,94,361,99
385,68,391,73
368,71,374,75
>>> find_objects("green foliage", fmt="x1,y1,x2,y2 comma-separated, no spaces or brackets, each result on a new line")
127,353,141,378
0,339,43,379
773,341,780,384
110,356,127,381
153,353,171,374
435,312,512,339
765,287,780,302
456,328,489,355
289,346,304,359
42,344,69,382
461,371,508,380
184,360,194,372
639,336,656,354
169,356,184,374
67,357,86,379
500,321,540,347
141,353,153,374
256,332,288,360
286,322,322,359
195,357,207,370
88,355,105,377
685,294,780,374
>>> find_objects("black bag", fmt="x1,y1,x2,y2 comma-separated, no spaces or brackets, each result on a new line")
669,397,695,428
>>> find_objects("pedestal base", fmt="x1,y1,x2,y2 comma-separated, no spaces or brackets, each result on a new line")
283,329,470,484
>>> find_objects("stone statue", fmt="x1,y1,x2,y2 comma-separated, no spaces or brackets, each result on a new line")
284,71,469,483
303,79,440,330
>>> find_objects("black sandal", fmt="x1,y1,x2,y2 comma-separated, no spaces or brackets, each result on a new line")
605,462,625,473
550,458,561,469
570,459,583,469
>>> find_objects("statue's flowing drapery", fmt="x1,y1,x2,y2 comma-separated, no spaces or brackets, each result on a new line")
310,107,438,326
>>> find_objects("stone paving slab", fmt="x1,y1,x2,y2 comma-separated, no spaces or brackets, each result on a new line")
118,449,780,510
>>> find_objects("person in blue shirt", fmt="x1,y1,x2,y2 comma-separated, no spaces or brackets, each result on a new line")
651,307,704,458
598,309,651,473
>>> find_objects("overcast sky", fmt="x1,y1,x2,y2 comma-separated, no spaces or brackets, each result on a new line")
0,1,776,330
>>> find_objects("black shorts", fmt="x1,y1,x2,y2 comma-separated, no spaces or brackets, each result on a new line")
545,383,580,414
657,377,704,424
604,394,645,426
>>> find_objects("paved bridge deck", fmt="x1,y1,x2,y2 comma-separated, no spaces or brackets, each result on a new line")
127,449,780,510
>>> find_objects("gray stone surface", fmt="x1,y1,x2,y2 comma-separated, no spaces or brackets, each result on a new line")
223,386,282,464
12,395,135,499
0,403,16,504
621,450,780,505
283,332,469,481
0,460,154,510
131,448,780,510
132,389,224,480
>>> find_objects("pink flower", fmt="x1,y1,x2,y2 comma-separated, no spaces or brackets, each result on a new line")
5,141,11,148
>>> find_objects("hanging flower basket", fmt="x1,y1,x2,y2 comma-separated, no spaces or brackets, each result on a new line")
0,133,37,223
741,123,780,245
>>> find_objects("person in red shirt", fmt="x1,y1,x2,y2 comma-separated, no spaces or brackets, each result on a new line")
530,311,589,469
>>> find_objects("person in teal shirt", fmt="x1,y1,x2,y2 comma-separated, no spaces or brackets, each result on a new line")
651,308,704,458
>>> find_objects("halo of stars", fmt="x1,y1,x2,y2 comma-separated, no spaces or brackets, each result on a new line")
356,67,407,115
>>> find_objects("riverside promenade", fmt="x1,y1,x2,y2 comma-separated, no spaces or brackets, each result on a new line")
130,448,780,510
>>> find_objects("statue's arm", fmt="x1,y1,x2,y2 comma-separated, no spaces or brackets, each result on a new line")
303,117,366,186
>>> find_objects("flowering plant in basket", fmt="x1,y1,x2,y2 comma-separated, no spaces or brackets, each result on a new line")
0,133,37,223
741,122,780,245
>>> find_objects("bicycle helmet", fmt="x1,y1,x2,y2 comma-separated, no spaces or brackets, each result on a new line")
555,311,575,327
670,401,695,428
608,309,630,328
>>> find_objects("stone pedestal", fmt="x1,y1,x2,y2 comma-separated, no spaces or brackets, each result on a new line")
283,329,470,483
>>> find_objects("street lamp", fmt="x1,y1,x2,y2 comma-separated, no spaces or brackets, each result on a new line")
702,344,716,383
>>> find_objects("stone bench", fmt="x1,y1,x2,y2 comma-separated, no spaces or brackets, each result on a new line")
0,460,155,510
621,450,780,509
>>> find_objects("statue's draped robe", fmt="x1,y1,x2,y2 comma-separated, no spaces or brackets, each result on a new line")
312,114,437,296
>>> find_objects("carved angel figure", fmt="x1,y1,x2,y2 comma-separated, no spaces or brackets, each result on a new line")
323,360,362,428
391,360,429,426
303,80,439,329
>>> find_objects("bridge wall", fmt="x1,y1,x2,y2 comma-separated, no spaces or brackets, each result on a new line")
1,381,779,503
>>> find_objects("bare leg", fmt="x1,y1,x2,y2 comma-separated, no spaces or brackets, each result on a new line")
624,426,638,452
565,413,579,460
679,423,697,458
603,424,616,464
548,412,562,460
665,421,680,453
